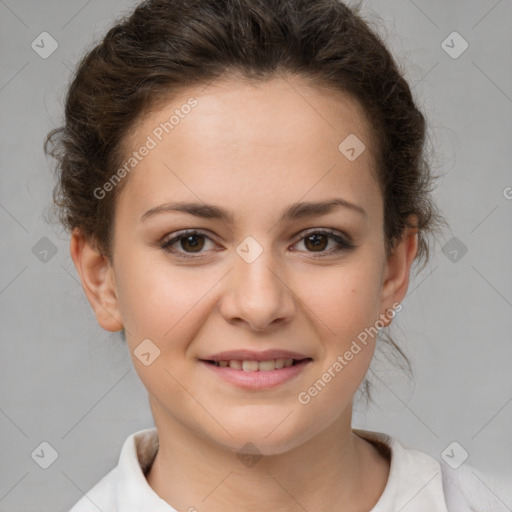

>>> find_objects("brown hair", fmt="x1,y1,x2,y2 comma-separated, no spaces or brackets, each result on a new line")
45,0,446,403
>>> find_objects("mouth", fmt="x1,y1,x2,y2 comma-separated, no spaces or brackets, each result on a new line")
201,358,313,371
198,356,313,390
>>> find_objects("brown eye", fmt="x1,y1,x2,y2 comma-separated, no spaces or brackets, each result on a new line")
179,234,205,253
292,229,355,257
303,233,329,252
160,230,216,258
160,228,354,261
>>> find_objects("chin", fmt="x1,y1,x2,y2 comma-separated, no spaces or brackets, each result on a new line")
209,419,311,457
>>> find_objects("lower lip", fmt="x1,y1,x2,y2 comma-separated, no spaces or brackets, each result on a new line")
200,359,312,390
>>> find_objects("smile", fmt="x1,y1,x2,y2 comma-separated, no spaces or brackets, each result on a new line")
205,358,309,371
200,358,313,389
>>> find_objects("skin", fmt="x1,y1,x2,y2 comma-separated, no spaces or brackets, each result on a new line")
70,75,418,512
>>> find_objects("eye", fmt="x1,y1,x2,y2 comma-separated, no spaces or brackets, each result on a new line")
160,228,355,260
160,230,217,259
291,229,355,256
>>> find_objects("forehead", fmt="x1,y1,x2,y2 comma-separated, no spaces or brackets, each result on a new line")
116,76,382,225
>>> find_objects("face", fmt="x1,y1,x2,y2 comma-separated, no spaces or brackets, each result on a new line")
73,75,416,455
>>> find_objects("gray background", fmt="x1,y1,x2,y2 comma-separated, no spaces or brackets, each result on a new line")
1,0,511,511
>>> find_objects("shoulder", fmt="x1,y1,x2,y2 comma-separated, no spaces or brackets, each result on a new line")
67,427,173,512
354,429,511,512
440,460,512,512
68,466,118,512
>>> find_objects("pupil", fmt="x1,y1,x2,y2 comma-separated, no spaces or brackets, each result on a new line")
306,234,327,252
182,235,204,252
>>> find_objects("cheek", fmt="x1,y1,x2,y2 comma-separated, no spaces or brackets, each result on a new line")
116,241,384,349
114,251,221,342
294,265,382,417
300,258,383,345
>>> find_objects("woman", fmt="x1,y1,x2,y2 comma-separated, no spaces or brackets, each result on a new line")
45,0,509,510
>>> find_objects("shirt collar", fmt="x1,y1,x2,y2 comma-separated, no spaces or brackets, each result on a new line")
116,427,177,511
114,427,449,512
353,428,449,512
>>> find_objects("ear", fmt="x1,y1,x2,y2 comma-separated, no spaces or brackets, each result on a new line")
69,228,123,332
379,218,419,326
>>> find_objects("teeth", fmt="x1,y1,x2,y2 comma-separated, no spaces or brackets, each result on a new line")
242,360,259,372
214,358,298,371
258,360,276,372
229,360,242,370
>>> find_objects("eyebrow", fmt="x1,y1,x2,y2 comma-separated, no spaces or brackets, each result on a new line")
140,198,367,223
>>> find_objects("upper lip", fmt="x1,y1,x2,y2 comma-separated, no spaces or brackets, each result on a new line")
200,350,312,362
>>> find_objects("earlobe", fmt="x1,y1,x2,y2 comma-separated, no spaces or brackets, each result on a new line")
69,228,124,332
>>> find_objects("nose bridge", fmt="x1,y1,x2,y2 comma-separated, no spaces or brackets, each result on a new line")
234,233,282,295
221,234,294,330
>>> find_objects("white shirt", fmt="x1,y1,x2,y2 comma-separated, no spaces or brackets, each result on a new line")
68,427,510,512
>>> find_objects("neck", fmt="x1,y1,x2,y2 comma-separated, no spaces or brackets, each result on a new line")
145,399,390,512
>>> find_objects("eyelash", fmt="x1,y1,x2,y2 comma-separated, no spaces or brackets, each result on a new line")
159,229,355,260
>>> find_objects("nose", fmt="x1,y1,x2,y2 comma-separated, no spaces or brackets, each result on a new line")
219,243,296,332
